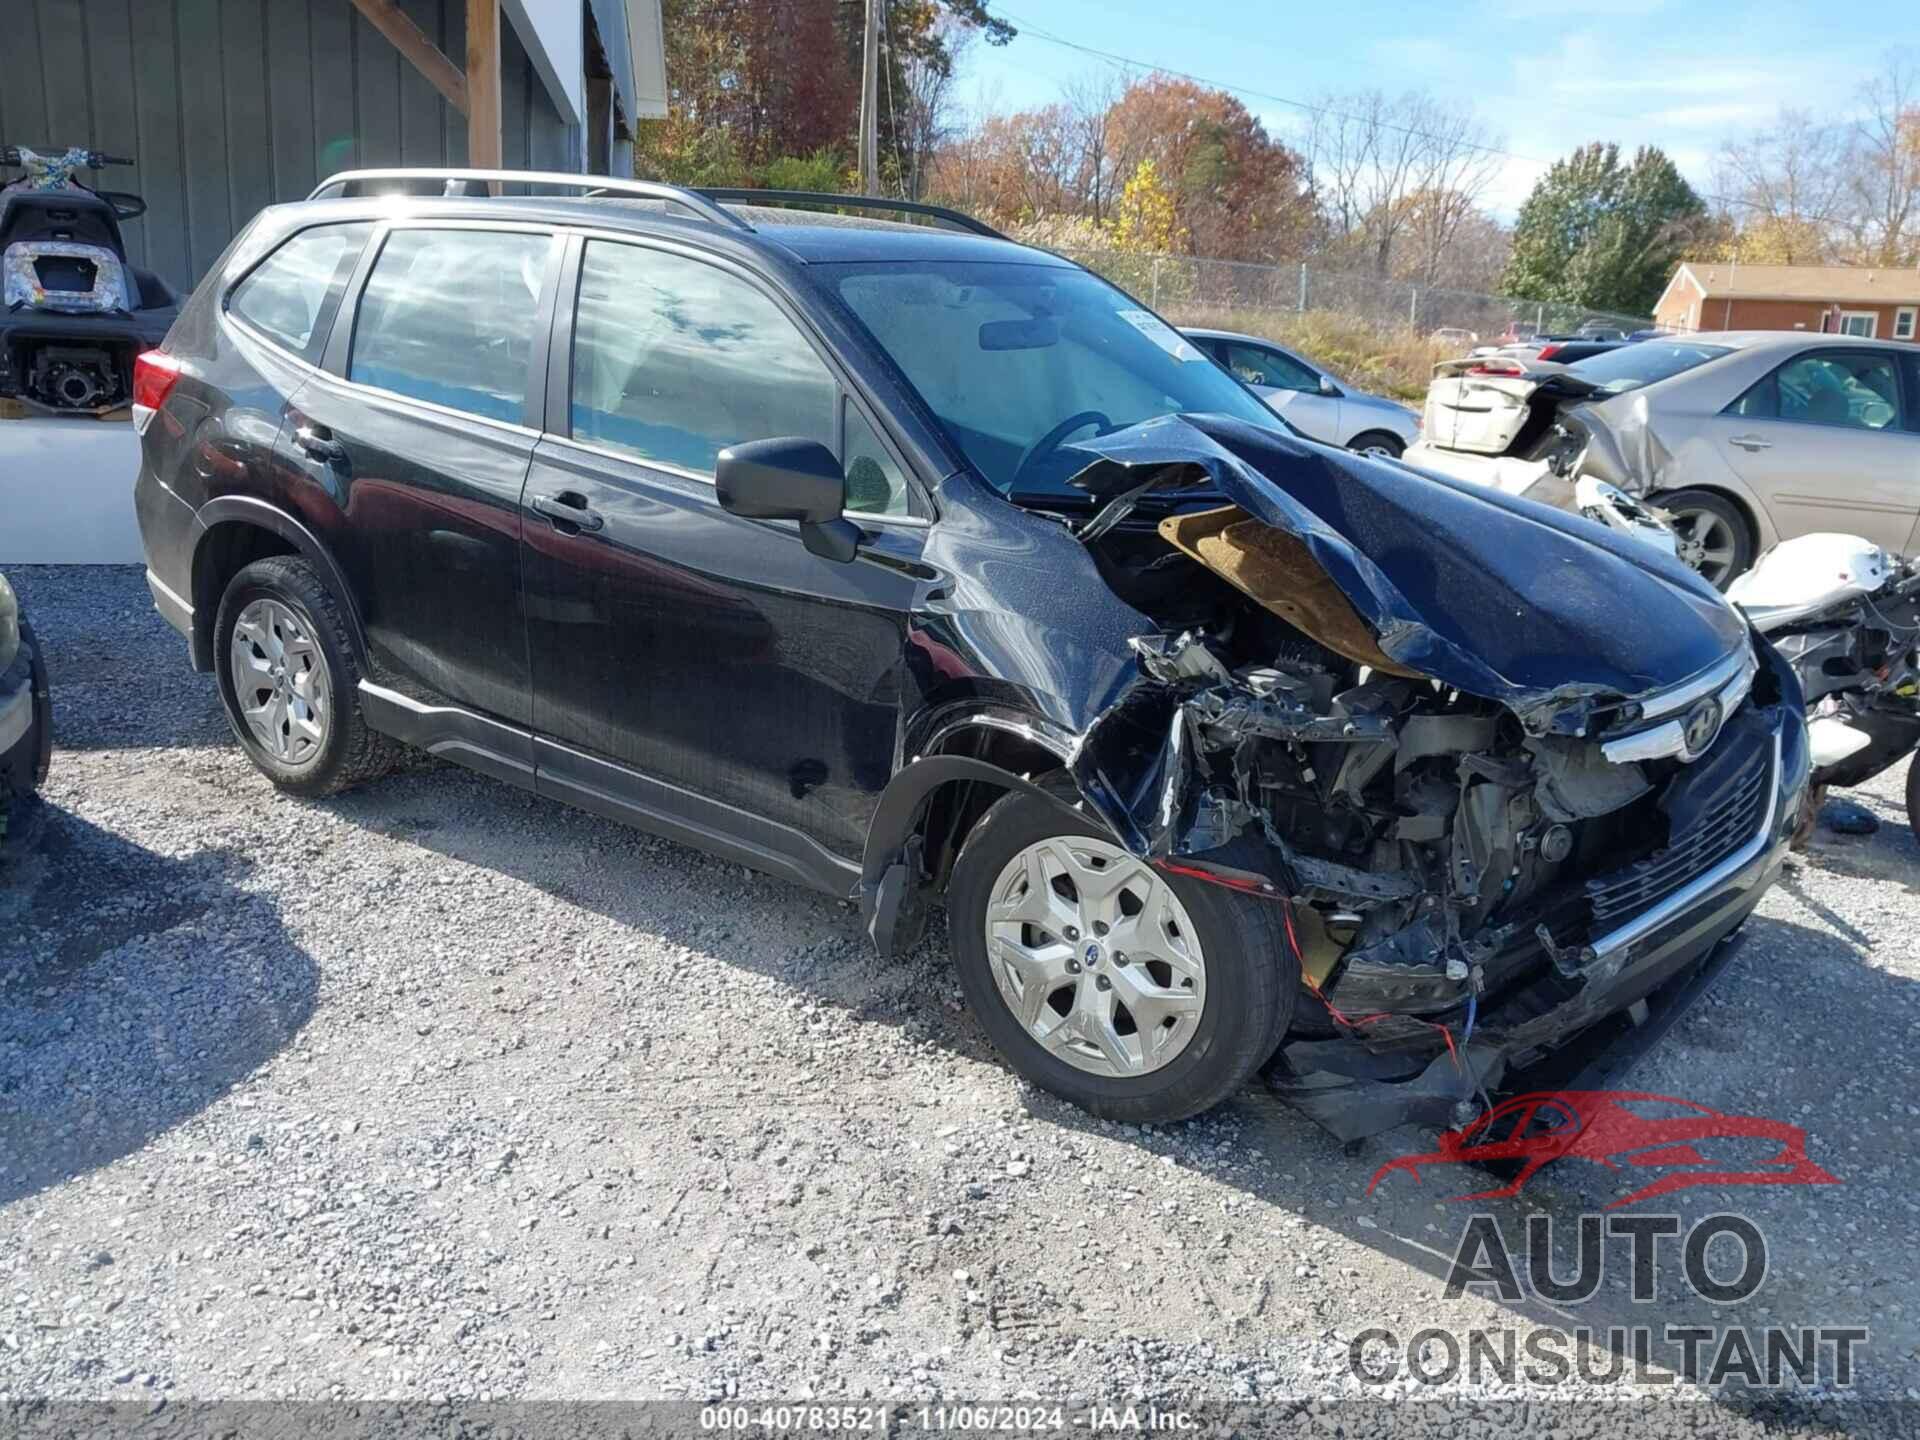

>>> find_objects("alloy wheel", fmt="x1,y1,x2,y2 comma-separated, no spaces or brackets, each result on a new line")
229,598,330,766
984,835,1207,1078
1670,508,1739,587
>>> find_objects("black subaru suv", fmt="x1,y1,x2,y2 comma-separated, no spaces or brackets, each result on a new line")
134,170,1808,1135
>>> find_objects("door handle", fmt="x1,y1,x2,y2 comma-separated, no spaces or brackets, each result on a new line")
293,422,346,462
531,491,605,531
1728,433,1772,452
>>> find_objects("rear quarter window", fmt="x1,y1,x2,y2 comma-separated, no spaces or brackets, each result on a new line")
226,223,374,361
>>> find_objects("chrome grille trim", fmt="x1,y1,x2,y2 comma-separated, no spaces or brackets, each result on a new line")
1590,730,1782,959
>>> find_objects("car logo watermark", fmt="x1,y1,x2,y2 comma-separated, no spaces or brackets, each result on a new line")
1365,1089,1840,1209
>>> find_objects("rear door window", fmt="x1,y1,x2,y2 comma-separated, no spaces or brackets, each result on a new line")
227,223,374,360
1729,350,1905,431
348,229,552,424
568,239,838,478
1221,342,1318,392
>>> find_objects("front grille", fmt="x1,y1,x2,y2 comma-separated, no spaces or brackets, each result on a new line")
1584,742,1771,929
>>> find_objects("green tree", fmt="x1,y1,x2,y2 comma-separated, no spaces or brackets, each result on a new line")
1501,143,1707,314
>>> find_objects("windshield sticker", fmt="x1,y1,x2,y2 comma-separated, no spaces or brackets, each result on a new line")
1118,309,1205,361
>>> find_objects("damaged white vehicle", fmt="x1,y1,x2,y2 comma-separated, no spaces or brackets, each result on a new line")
1402,333,1920,589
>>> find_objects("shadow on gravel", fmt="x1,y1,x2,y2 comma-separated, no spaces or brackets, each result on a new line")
0,804,317,1208
1794,793,1920,899
314,762,1914,1407
2,565,228,754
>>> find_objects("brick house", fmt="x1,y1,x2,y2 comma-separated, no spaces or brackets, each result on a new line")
1653,262,1920,343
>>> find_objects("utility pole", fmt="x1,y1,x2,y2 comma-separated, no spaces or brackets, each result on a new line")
858,0,880,193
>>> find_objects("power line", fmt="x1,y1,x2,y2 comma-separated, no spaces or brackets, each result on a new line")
989,8,1788,216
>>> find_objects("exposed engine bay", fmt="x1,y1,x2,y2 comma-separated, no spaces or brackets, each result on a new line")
1076,500,1690,1018
1010,414,1792,1138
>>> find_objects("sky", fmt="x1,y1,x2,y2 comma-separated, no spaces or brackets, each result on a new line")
956,0,1920,218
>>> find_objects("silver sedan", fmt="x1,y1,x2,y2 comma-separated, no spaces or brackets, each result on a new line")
1183,328,1422,458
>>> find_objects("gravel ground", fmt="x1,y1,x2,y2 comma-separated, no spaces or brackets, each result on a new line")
3,565,1918,1437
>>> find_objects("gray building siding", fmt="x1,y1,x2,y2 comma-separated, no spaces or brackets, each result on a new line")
0,0,578,291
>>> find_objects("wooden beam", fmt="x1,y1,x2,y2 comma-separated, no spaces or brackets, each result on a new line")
348,0,467,114
466,0,503,174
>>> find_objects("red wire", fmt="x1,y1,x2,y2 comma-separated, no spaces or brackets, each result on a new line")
1283,899,1461,1071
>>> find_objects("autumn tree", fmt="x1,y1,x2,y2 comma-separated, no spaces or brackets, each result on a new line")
1839,51,1920,265
1112,158,1184,253
635,0,1010,189
1710,108,1846,264
1100,76,1312,261
1503,143,1707,315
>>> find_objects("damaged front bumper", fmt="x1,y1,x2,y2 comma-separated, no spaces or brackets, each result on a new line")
1270,695,1808,1143
1044,417,1805,1142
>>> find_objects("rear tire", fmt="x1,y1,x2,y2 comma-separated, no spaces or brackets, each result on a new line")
947,791,1294,1124
214,556,398,797
1660,489,1754,589
1349,430,1405,460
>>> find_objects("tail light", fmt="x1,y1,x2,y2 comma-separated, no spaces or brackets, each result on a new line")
131,350,183,435
132,349,183,409
1535,342,1563,361
1466,358,1525,377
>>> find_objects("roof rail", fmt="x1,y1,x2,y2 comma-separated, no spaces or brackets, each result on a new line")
692,189,1005,239
306,169,753,232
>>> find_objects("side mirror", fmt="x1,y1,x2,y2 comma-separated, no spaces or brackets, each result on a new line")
716,437,862,562
1318,374,1342,398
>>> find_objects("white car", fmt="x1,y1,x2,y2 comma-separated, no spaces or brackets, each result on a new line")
1183,328,1422,458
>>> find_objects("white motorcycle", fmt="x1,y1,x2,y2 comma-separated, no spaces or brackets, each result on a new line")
1574,484,1920,845
1726,534,1920,846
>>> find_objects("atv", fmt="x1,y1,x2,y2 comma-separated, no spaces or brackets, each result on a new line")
1,145,178,413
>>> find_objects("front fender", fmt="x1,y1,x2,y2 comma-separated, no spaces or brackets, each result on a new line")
859,754,1087,958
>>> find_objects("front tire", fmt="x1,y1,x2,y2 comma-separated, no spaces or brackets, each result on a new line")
947,792,1294,1124
1661,489,1754,589
1349,430,1405,460
214,555,397,797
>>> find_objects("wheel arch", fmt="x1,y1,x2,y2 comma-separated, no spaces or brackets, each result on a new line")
859,714,1083,957
191,497,367,671
1648,481,1770,553
1346,426,1407,455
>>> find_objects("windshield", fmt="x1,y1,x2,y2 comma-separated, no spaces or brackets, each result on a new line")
1565,340,1730,396
821,260,1284,497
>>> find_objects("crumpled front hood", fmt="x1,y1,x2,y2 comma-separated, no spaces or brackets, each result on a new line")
1064,413,1748,730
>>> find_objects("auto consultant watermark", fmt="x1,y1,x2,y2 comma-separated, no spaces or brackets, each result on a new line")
1348,1212,1866,1388
1349,1090,1859,1391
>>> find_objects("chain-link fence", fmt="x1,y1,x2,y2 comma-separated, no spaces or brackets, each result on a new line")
1055,247,1649,343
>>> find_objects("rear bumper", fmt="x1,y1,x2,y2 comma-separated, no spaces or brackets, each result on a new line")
135,459,205,665
1270,692,1809,1143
